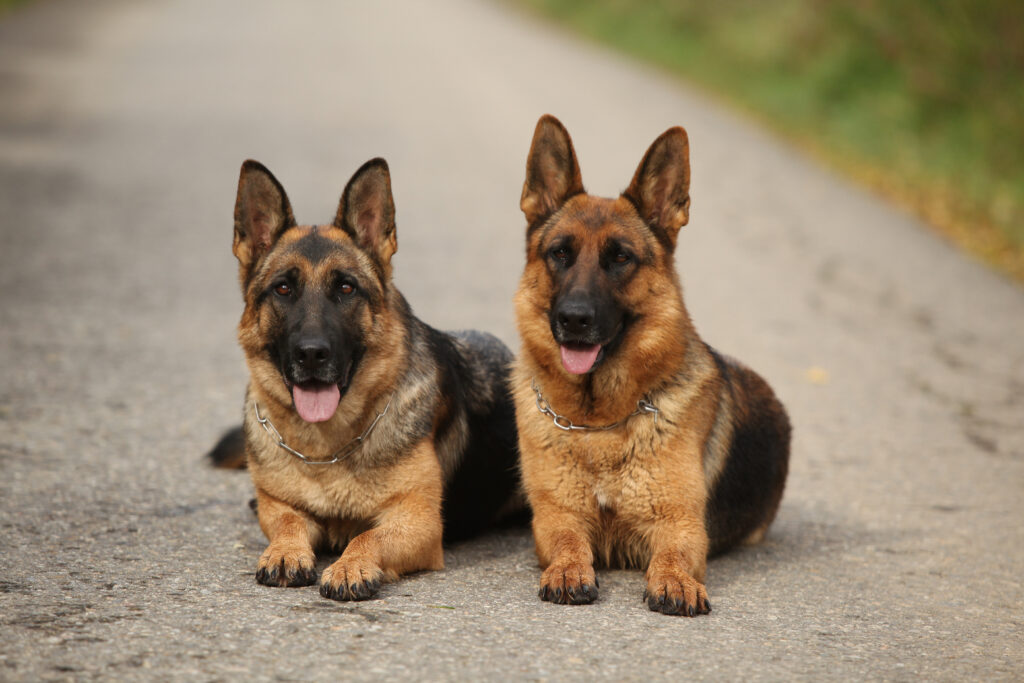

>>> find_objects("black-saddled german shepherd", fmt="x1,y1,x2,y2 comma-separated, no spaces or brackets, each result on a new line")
512,115,790,616
209,158,521,601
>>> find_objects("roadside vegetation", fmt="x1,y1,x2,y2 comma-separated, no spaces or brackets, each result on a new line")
0,0,28,13
519,0,1024,282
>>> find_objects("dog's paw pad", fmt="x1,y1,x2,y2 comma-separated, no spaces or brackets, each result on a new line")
643,570,710,617
255,545,317,587
539,562,598,605
319,559,384,602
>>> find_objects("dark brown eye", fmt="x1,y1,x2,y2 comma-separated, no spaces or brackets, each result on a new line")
551,247,570,262
613,251,630,264
274,282,291,296
339,283,355,295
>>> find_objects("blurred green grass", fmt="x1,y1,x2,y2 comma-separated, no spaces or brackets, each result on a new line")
519,0,1024,282
0,0,29,12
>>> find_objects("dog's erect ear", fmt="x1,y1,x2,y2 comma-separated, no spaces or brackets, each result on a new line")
233,160,296,269
623,127,691,249
520,115,584,227
334,158,397,269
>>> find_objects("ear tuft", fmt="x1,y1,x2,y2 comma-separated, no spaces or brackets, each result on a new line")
520,115,584,226
623,127,690,249
233,160,295,270
334,158,397,269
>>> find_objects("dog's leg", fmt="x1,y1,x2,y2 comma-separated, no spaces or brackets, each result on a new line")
643,508,711,617
531,494,598,606
254,488,322,587
319,442,444,602
318,491,443,601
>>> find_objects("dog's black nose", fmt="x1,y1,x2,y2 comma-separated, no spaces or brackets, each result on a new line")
556,299,595,336
294,339,330,371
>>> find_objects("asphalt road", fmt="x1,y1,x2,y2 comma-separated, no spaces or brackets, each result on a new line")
1,0,1022,680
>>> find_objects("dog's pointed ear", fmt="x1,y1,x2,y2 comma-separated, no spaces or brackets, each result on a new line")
334,158,397,270
233,160,296,269
623,126,691,249
520,115,584,227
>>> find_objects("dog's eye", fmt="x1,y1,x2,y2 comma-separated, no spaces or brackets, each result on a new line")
273,282,292,297
339,282,355,295
550,247,570,262
613,251,631,264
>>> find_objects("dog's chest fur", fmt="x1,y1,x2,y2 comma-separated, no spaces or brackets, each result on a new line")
538,420,676,511
244,402,440,524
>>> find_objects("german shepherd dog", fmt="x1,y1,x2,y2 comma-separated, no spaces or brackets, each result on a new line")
513,116,790,616
214,158,520,601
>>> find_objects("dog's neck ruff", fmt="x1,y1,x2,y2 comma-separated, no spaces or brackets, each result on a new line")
252,395,393,465
531,378,659,432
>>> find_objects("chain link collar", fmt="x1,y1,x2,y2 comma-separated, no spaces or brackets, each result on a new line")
252,395,393,465
531,379,659,431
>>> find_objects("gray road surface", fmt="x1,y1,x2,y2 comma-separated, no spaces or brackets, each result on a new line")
2,0,1022,680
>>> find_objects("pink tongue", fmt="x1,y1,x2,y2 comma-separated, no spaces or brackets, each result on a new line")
292,383,341,423
560,344,601,375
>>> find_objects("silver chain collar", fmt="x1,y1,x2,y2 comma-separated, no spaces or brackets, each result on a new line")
252,395,393,465
531,379,659,432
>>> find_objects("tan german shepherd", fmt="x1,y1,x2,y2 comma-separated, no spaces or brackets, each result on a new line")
214,158,521,601
512,115,790,616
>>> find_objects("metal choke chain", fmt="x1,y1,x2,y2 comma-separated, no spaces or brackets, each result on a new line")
252,395,393,465
531,379,659,432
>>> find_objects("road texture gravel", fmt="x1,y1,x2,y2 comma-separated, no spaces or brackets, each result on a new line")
1,0,1022,680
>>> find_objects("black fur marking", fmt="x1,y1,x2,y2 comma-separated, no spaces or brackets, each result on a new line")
290,232,336,264
704,347,791,557
263,266,368,391
436,330,523,543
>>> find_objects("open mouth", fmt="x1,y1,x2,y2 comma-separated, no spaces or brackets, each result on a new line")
556,319,630,376
289,354,360,423
559,342,603,375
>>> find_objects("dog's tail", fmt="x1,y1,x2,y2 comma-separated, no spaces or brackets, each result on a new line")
206,425,247,469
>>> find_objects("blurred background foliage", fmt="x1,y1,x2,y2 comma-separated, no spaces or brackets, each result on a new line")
0,0,28,13
520,0,1024,282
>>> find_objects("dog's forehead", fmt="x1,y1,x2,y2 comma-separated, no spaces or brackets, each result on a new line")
546,196,656,249
561,196,617,231
268,226,367,273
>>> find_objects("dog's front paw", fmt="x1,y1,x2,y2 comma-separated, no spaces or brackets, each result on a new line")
539,561,598,605
319,557,384,601
643,568,710,616
255,544,318,587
